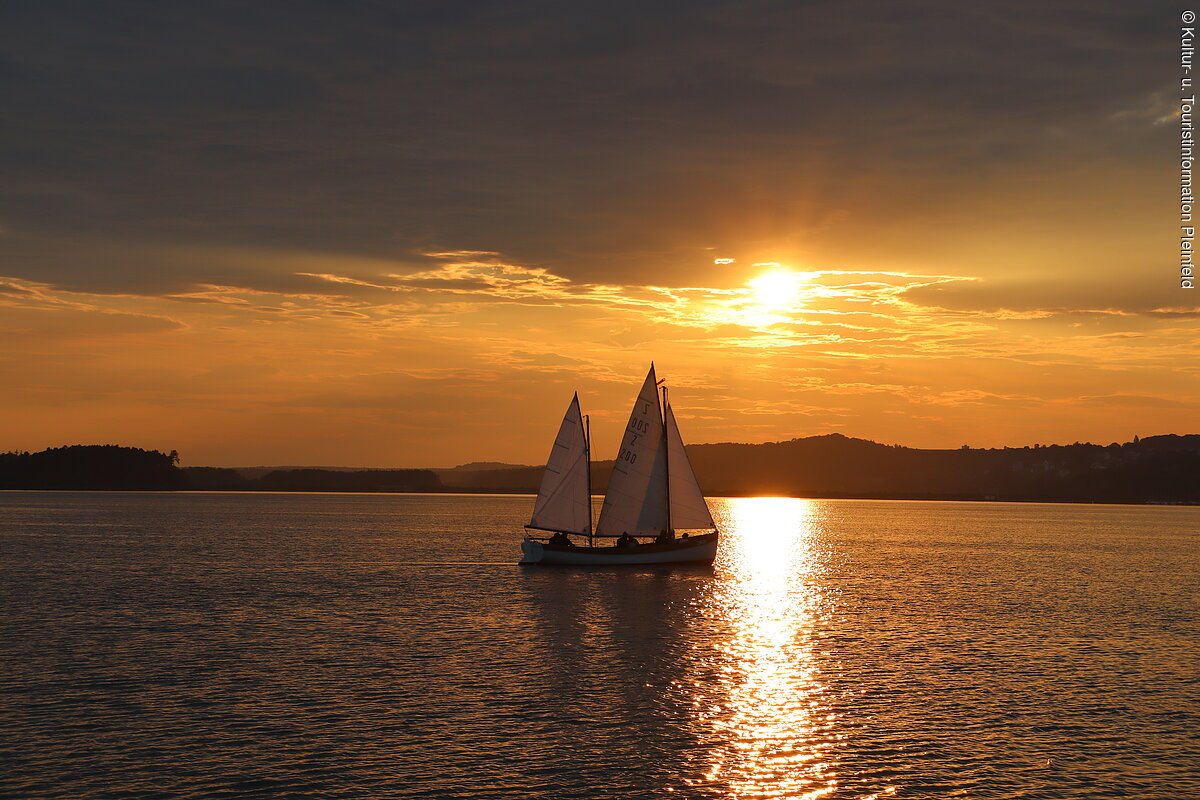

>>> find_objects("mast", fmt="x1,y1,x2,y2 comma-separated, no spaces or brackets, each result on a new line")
585,413,593,547
662,384,671,535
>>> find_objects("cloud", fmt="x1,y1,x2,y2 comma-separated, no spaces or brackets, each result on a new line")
1,250,1195,464
0,0,1178,290
0,305,182,342
902,279,1200,322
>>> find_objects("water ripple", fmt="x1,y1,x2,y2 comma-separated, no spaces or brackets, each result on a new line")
2,492,1198,798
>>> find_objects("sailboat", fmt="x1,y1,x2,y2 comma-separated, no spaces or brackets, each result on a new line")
519,364,720,566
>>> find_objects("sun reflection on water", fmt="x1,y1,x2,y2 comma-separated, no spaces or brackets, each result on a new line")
693,497,839,799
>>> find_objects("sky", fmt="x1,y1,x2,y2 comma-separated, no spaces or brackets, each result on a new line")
1,0,1195,467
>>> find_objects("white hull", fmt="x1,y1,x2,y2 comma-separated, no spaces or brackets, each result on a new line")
519,533,718,566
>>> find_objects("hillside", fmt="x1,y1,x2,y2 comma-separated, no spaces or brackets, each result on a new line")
415,433,1200,504
681,433,1200,502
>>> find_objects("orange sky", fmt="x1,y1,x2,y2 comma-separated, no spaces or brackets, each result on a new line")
3,215,1195,468
1,3,1196,466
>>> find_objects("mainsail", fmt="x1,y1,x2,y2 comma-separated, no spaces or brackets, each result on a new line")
665,402,716,530
595,365,669,536
528,393,592,535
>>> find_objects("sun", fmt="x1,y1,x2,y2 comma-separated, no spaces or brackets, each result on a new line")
717,266,813,328
748,270,805,311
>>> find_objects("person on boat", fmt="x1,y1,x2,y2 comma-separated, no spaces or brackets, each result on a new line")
616,532,636,548
655,528,675,545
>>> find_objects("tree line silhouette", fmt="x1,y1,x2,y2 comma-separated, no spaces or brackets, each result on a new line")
0,445,186,490
3,435,1198,503
0,446,441,493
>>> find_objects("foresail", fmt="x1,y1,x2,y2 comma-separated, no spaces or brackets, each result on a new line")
666,402,716,530
529,394,591,534
596,366,669,536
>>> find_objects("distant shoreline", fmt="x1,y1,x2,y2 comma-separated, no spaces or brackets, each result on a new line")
2,488,1196,507
5,436,1200,505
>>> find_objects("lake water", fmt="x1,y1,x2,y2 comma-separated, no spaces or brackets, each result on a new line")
1,492,1197,799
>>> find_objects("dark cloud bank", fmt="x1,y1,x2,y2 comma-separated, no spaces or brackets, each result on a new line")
0,0,1177,294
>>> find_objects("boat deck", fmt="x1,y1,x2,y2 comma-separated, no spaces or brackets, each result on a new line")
540,532,718,555
521,532,719,565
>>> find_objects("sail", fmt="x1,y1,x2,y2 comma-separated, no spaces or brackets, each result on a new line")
595,365,669,536
529,393,592,534
665,403,716,529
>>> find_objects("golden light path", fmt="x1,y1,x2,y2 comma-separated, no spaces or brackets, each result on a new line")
689,497,843,799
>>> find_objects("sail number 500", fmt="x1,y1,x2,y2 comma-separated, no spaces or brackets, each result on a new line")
621,417,651,462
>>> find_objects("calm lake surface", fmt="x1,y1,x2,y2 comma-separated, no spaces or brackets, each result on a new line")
2,493,1197,799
